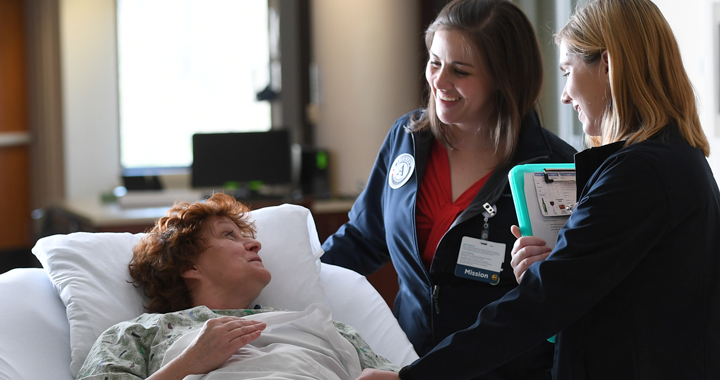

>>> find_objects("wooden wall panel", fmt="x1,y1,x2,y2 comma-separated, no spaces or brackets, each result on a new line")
0,0,27,132
0,0,31,250
0,147,30,248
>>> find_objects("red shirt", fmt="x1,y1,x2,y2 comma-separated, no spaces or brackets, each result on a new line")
416,140,492,268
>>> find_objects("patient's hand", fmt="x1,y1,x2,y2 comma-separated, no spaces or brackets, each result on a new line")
510,225,552,283
356,369,401,380
182,316,266,373
149,316,266,380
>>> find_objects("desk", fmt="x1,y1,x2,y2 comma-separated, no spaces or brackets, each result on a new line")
51,197,353,239
55,199,173,233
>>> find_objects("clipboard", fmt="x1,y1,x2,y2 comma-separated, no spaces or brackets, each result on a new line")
508,163,576,247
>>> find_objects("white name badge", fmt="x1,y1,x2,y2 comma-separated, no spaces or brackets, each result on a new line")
454,236,505,285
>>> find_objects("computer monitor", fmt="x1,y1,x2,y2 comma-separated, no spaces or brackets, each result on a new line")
191,131,291,189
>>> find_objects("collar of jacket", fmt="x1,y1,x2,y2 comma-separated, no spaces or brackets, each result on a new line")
413,110,558,225
572,121,683,198
573,140,625,198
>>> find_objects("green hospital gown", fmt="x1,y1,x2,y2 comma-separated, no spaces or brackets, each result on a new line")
76,305,398,379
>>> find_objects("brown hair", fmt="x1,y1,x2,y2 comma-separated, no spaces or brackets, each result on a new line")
128,193,254,313
555,0,709,156
411,0,543,166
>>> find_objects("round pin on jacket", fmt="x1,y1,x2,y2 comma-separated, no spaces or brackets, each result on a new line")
388,153,415,189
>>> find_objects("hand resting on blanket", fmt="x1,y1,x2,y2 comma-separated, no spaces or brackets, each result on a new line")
152,315,266,380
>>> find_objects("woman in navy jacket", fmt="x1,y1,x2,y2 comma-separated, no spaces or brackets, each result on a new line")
321,1,576,379
358,0,720,379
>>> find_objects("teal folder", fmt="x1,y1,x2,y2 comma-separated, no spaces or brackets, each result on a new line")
508,163,575,237
509,163,575,345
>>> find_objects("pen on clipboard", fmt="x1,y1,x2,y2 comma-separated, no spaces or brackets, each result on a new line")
543,168,576,183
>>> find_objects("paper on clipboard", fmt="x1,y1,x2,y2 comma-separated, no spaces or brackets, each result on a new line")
508,163,576,248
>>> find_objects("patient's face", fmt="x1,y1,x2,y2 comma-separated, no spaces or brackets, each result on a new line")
192,216,271,302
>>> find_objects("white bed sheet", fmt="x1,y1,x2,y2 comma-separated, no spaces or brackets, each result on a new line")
162,304,363,380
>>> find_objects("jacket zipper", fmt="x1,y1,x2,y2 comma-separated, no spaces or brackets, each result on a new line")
409,132,433,286
425,144,549,317
432,201,497,315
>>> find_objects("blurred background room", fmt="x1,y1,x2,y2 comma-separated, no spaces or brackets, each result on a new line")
1,0,717,288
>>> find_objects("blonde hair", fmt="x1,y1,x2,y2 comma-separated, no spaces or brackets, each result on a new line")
411,0,543,166
556,0,709,156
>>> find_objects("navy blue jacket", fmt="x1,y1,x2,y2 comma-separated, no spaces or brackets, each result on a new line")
322,109,576,379
400,125,720,379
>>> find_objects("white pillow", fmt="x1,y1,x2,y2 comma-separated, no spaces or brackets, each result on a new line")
32,203,327,377
250,204,325,309
320,263,419,366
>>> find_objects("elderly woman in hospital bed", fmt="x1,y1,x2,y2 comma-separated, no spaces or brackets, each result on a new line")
74,193,398,380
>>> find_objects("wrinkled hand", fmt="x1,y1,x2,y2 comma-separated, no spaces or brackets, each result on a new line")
176,316,266,376
510,225,552,283
356,369,401,380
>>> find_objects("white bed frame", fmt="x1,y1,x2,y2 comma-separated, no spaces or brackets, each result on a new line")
0,264,418,380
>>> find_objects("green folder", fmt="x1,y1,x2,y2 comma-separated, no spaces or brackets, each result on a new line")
508,163,575,237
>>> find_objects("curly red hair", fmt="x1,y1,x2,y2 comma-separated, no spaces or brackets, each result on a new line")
128,193,254,313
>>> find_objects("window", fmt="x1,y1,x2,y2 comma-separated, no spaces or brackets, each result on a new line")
117,0,272,175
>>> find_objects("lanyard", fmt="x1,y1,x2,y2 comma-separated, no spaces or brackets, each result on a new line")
481,202,497,240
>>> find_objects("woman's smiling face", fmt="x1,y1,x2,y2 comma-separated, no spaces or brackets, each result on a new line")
425,28,494,129
558,40,611,137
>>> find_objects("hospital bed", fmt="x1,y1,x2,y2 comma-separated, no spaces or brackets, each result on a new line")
0,204,419,379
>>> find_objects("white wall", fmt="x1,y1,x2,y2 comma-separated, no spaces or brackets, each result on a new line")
310,0,422,197
653,0,720,179
60,0,121,200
